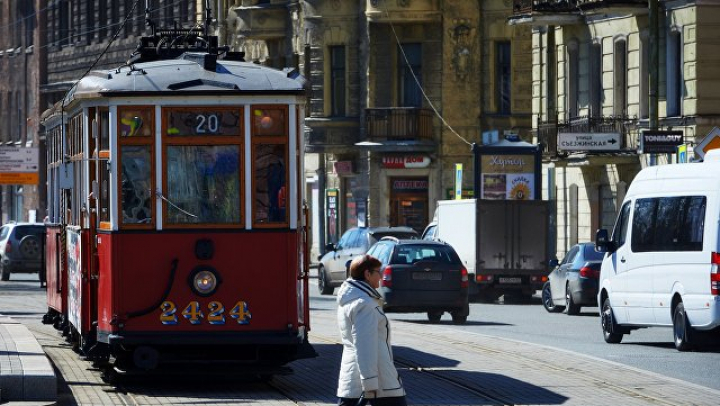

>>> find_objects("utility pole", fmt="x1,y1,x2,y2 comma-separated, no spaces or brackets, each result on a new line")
649,0,659,130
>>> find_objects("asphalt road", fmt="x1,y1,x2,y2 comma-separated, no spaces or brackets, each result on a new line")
5,272,720,393
313,278,720,392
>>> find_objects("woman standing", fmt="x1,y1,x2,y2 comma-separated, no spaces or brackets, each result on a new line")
336,255,407,406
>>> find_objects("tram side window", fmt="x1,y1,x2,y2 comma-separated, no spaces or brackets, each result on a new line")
252,106,288,227
98,109,111,226
118,107,154,227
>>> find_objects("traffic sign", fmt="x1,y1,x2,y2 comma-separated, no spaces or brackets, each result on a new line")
0,173,38,184
558,133,621,151
0,147,39,173
695,127,720,160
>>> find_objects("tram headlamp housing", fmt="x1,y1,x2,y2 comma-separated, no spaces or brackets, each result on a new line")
188,267,221,297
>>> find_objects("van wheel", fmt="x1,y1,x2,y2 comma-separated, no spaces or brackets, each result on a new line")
0,263,9,281
318,266,333,295
542,282,562,313
564,284,580,315
673,302,694,351
601,298,623,344
427,311,442,323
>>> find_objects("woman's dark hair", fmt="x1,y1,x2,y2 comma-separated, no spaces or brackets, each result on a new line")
349,254,382,281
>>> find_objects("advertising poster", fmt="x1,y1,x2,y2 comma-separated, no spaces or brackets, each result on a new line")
480,154,536,200
326,189,339,244
66,228,82,333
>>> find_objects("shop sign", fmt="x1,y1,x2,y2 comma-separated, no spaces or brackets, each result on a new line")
382,155,431,169
392,179,428,192
640,130,683,154
558,133,621,151
333,161,354,175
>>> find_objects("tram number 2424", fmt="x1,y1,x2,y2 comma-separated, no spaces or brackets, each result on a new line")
160,300,252,325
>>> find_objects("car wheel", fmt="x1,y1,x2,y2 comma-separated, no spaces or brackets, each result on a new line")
19,235,41,259
0,263,8,281
318,266,333,295
564,284,580,315
541,282,562,313
601,298,623,344
450,305,468,324
673,302,694,351
427,311,442,323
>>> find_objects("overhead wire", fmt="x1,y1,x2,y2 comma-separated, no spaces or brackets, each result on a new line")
381,2,473,146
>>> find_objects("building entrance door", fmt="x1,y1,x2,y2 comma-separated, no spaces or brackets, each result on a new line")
389,177,428,233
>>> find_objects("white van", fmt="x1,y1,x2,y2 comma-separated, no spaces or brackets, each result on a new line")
595,149,720,351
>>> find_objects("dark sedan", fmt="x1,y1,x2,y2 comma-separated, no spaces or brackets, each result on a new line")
542,242,604,315
366,237,469,324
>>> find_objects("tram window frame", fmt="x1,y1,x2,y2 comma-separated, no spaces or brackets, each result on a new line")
97,108,111,229
161,106,244,228
251,105,289,228
117,106,156,229
67,113,84,226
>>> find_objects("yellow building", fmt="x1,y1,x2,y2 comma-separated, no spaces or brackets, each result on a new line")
510,0,720,257
221,0,532,257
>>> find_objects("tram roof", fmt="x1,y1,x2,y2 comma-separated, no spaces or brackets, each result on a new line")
66,53,307,102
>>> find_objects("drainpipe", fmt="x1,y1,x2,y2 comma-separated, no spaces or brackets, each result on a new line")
317,153,326,256
649,0,659,131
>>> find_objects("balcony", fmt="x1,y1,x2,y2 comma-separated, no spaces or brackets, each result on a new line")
366,108,434,142
231,2,288,40
537,115,639,158
576,0,648,14
365,0,441,23
508,0,583,26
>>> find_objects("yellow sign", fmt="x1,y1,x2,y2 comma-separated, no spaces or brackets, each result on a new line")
0,173,38,184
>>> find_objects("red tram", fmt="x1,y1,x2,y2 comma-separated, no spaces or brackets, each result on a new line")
41,27,315,375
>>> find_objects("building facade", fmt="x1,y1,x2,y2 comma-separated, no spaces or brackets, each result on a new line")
510,0,720,258
221,0,533,259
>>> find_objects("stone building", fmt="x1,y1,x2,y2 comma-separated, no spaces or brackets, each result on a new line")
510,0,720,258
0,2,41,222
221,0,533,258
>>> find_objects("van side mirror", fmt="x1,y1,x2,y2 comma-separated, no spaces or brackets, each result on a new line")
549,258,559,268
325,243,336,252
595,229,615,253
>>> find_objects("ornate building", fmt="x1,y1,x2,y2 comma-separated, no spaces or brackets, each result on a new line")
510,0,720,257
221,0,533,258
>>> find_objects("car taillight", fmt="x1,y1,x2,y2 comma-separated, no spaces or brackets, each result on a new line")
579,266,599,279
382,266,393,288
530,275,548,283
460,267,468,288
4,241,10,253
476,274,494,283
711,252,720,295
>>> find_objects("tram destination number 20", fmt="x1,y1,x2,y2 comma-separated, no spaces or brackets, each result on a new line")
160,300,251,325
195,113,221,134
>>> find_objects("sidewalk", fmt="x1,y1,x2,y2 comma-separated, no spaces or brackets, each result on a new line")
0,315,56,403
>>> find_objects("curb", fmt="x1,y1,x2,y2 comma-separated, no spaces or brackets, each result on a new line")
0,316,57,402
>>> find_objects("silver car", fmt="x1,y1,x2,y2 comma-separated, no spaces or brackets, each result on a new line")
0,222,45,281
317,226,419,295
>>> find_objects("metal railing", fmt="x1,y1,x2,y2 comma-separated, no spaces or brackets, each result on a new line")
512,0,578,14
365,108,434,141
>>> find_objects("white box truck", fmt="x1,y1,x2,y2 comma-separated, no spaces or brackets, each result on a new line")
423,199,551,302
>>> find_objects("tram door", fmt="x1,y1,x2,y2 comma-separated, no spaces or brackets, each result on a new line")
389,177,428,234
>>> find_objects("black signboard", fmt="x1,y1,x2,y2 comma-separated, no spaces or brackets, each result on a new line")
641,130,684,154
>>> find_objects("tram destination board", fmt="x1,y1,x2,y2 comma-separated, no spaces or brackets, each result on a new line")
0,147,39,184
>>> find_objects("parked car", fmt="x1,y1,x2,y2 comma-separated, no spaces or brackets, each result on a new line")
318,226,418,295
366,237,469,324
542,242,603,315
0,222,46,281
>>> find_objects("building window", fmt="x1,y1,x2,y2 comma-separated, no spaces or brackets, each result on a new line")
589,42,602,116
639,34,649,119
59,0,70,46
613,39,627,116
567,40,579,118
398,43,422,108
330,46,346,117
667,28,683,117
496,41,512,114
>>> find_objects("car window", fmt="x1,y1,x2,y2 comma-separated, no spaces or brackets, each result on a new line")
561,246,580,265
0,226,9,240
336,229,354,249
374,243,392,265
355,228,370,250
393,244,459,265
14,226,45,239
612,201,631,248
422,225,436,240
582,244,605,261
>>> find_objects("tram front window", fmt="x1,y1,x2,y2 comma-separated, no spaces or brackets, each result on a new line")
120,146,153,224
166,146,241,224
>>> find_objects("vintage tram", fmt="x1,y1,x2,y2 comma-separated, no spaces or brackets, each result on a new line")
41,26,314,375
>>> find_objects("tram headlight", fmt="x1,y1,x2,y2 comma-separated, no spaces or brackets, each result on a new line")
189,267,220,297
